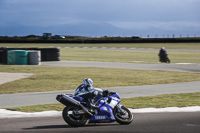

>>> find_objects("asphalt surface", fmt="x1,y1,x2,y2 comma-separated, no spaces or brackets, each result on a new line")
0,112,200,133
41,61,200,73
0,72,34,85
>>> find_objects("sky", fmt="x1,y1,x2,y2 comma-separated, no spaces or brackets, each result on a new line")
0,0,200,37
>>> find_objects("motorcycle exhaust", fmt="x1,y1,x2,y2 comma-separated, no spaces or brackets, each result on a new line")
60,94,93,117
62,94,81,106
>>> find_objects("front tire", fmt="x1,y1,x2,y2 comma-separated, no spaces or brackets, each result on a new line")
113,106,133,125
62,106,88,127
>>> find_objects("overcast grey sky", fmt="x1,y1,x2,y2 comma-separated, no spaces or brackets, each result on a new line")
0,0,200,37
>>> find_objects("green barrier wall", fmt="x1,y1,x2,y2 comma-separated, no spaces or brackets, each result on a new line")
7,50,28,65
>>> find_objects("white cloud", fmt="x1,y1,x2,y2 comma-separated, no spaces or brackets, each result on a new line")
0,0,200,36
109,21,200,30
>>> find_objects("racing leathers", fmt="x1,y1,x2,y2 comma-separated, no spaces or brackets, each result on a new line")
74,84,103,110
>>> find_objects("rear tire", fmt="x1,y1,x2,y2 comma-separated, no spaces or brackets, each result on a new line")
113,106,133,125
62,106,88,127
166,57,171,63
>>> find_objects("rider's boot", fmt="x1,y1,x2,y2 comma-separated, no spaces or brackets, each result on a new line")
87,98,99,111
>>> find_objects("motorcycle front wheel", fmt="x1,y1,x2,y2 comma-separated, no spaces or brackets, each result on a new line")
113,106,133,125
62,106,88,127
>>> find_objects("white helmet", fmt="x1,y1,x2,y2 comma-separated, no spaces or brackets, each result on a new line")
83,78,93,87
161,47,165,50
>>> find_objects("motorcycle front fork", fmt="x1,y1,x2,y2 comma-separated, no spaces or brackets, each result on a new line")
116,104,128,117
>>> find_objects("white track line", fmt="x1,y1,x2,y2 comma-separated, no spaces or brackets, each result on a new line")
1,106,200,119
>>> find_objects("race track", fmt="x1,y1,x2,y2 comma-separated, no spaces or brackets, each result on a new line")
0,112,200,133
42,60,200,73
0,60,200,132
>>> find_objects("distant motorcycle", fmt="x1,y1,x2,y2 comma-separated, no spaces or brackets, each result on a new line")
159,55,171,63
159,47,171,63
56,90,133,127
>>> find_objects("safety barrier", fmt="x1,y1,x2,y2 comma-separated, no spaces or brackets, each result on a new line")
0,47,60,65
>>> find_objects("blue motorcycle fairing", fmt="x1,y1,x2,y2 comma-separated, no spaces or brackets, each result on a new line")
71,93,121,122
73,96,86,102
111,93,120,99
99,96,120,109
90,101,116,122
94,94,103,102
90,95,121,122
89,114,115,122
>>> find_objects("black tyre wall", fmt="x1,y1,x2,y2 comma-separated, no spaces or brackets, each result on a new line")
0,47,60,64
40,48,60,61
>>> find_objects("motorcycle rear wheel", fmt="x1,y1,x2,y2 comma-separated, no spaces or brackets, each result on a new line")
113,106,133,125
62,106,88,127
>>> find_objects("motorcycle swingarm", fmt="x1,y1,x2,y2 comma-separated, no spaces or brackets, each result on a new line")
73,109,86,115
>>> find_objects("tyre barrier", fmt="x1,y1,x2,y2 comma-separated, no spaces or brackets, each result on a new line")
28,51,41,65
0,47,8,64
39,48,60,61
0,47,60,65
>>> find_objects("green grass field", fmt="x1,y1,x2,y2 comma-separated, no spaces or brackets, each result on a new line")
6,92,200,112
1,65,200,94
61,48,200,63
121,92,200,108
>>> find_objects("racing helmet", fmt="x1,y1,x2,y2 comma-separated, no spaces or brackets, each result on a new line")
83,78,93,87
161,47,165,50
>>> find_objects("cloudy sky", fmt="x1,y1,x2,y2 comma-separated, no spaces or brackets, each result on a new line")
0,0,200,37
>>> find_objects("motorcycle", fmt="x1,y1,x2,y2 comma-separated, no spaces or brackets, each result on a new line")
56,90,133,127
159,55,171,63
158,48,171,63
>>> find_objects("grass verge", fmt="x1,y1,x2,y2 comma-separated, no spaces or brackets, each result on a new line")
61,48,200,63
6,92,200,112
0,66,200,94
120,92,200,108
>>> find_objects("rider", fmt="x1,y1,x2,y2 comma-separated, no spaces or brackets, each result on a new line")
74,78,103,110
158,47,170,63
